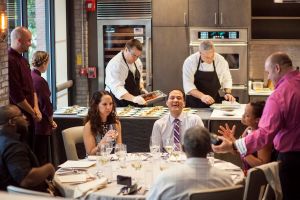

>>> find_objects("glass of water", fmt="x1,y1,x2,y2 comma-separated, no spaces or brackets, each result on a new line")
149,139,160,161
115,144,127,168
207,152,215,166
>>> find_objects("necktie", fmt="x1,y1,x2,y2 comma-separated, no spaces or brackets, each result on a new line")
173,119,180,145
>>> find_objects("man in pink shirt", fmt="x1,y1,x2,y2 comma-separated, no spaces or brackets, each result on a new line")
213,52,300,200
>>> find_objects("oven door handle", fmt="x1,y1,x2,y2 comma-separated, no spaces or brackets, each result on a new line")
214,43,248,47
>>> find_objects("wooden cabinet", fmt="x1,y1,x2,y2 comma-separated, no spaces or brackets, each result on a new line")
152,0,188,26
251,0,300,39
152,27,189,94
189,0,250,27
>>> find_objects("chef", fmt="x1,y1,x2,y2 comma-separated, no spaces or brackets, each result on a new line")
105,39,148,107
182,40,235,108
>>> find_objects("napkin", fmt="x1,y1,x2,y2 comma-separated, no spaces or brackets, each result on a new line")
58,160,96,168
56,174,87,183
73,177,108,199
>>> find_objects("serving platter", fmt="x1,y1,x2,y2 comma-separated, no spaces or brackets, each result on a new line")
54,106,87,115
142,90,167,105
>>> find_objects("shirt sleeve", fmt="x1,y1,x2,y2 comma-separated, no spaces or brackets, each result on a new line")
105,60,129,99
240,96,281,155
182,56,197,94
4,143,33,184
9,59,26,103
151,120,163,147
215,54,232,89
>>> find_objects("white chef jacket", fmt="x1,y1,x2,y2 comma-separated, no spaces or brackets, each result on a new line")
146,158,234,200
105,51,144,99
182,52,233,94
151,112,204,147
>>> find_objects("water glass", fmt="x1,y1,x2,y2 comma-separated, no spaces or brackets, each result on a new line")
172,143,182,162
149,139,160,160
207,152,215,166
115,144,127,168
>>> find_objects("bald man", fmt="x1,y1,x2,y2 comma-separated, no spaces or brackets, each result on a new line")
8,26,41,148
213,52,300,200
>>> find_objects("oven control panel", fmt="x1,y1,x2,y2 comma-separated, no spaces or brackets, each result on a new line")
198,31,239,40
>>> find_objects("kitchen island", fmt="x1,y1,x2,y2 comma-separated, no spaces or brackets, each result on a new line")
52,106,246,168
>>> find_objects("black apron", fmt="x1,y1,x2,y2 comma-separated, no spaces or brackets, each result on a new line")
111,52,141,107
186,57,222,108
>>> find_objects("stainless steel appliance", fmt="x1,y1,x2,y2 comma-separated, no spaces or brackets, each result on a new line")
189,28,249,103
97,0,152,91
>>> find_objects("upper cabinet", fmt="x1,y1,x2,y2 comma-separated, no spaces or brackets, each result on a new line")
152,0,188,26
189,0,250,27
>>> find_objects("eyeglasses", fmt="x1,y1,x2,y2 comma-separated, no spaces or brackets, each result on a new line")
129,50,140,59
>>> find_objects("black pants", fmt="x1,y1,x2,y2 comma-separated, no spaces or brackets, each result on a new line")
278,152,300,200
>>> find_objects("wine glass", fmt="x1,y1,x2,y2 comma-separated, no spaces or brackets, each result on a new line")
149,139,160,161
172,143,182,162
131,154,143,184
164,139,173,158
96,144,110,177
115,144,127,168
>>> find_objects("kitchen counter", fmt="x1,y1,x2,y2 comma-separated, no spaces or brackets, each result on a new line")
249,89,273,96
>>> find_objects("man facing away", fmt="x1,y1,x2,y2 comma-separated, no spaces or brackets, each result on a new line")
0,105,55,191
151,89,204,148
8,26,42,148
147,126,234,200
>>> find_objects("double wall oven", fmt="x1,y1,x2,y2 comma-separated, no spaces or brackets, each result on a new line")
189,28,249,103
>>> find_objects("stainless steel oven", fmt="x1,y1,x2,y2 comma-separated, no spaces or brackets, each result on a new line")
189,28,249,103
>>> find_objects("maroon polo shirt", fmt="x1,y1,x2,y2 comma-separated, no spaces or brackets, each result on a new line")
8,48,35,123
31,69,53,135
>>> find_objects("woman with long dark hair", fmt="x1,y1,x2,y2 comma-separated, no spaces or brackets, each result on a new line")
83,91,122,155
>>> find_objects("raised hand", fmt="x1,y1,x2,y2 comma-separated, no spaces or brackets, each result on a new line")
218,123,236,142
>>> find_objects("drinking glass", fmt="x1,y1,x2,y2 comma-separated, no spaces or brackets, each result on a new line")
96,144,110,177
115,144,127,168
172,143,182,162
131,153,143,183
149,139,160,161
207,152,215,166
164,139,173,157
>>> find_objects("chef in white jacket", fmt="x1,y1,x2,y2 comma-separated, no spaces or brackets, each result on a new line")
182,40,235,108
105,39,148,107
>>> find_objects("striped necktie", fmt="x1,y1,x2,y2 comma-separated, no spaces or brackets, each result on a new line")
173,118,180,145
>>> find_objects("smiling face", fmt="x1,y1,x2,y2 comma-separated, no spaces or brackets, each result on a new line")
241,104,259,128
166,90,185,117
98,94,114,121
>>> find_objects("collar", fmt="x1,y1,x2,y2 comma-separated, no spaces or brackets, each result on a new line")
275,70,299,89
32,68,42,76
185,157,210,166
8,47,23,57
169,112,185,123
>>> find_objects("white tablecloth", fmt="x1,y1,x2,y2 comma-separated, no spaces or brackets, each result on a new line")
54,154,244,200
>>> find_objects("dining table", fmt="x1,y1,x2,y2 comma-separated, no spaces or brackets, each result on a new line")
53,153,245,200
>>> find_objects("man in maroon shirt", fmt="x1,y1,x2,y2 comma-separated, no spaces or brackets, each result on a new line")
8,26,42,148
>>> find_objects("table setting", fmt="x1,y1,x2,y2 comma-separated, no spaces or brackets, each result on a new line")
53,144,244,200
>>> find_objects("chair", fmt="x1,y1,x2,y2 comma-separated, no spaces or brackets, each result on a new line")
189,185,244,200
62,126,84,160
7,185,51,197
243,162,280,200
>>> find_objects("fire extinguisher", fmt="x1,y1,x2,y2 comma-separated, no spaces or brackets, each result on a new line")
86,0,96,12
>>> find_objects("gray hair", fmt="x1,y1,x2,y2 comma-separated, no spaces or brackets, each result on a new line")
183,126,212,157
199,40,214,52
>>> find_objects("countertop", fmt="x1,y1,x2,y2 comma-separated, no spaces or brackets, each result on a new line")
248,88,273,96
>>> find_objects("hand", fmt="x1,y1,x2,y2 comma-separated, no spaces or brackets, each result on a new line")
133,96,147,105
101,130,117,144
224,93,236,102
33,107,42,122
200,95,215,105
218,123,236,142
51,121,57,129
212,136,235,154
140,88,149,94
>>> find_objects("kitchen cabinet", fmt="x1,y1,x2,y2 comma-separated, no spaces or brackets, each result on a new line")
152,0,188,26
152,27,189,94
189,0,250,27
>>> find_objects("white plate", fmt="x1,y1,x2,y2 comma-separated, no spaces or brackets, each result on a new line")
223,111,236,116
